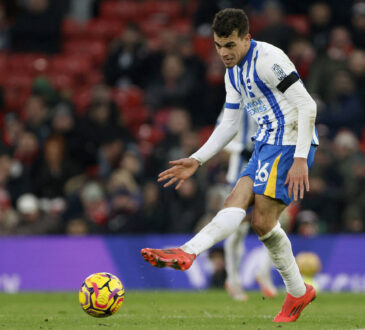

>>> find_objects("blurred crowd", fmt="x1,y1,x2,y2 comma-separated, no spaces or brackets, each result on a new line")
0,0,364,236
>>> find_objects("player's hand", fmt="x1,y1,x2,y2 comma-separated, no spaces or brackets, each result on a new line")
285,157,309,201
158,158,200,190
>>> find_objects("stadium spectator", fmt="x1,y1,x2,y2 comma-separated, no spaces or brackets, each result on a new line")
134,182,167,233
146,53,202,116
34,135,80,199
0,188,18,235
350,1,365,49
308,2,332,53
317,70,364,138
10,0,63,54
0,3,9,50
307,26,353,102
288,38,316,80
11,193,62,234
103,23,148,88
165,178,205,233
256,0,297,52
23,94,51,145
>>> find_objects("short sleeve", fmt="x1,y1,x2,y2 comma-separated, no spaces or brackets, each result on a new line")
224,70,241,109
256,48,300,93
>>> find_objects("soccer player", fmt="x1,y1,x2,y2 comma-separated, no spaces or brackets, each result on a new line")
142,8,318,322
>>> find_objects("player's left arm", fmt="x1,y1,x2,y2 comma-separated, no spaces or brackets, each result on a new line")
257,49,317,200
283,81,316,200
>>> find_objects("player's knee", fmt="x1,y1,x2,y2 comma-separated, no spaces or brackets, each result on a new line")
223,191,250,209
251,212,277,236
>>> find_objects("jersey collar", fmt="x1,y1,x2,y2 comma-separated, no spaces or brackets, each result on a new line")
238,39,257,68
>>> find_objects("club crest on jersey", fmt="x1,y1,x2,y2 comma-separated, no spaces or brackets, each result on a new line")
271,64,287,81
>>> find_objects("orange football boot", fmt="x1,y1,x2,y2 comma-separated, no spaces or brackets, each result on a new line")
141,248,196,271
273,283,316,322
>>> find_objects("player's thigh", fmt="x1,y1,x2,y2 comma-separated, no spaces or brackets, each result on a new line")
251,194,287,236
223,176,254,210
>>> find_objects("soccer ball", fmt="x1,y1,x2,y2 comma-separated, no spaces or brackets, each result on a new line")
79,272,125,317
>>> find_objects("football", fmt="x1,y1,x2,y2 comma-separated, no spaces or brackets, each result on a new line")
79,272,125,317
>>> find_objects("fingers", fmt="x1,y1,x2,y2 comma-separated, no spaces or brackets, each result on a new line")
157,172,174,183
288,179,293,199
293,181,299,201
175,179,185,190
163,177,178,188
305,176,310,192
299,181,304,199
169,160,185,166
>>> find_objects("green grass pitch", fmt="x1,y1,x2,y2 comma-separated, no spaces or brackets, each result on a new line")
0,290,364,329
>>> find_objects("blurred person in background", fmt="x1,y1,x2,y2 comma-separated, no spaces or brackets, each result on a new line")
134,182,167,233
50,102,84,168
0,188,18,235
0,3,9,50
64,181,108,234
34,135,80,199
294,210,320,237
208,247,227,288
106,166,141,233
23,94,50,145
10,0,63,54
308,2,332,53
104,23,148,88
98,133,125,181
1,113,24,152
350,0,365,49
165,178,205,233
146,53,202,117
317,70,364,138
307,26,353,102
300,141,343,231
288,38,316,81
10,131,40,201
256,0,297,53
347,50,365,104
11,193,62,235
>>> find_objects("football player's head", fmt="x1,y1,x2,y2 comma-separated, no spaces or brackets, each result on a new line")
212,8,251,68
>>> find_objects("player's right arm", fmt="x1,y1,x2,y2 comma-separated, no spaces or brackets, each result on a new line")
158,71,242,189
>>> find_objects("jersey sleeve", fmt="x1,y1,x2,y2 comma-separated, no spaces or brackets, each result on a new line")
256,48,300,93
224,70,242,109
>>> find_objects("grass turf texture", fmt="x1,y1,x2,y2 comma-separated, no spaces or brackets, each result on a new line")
0,291,364,329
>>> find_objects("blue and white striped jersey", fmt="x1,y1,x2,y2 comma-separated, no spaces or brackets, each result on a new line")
224,39,319,146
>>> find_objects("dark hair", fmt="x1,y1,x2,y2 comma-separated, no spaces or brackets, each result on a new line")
212,8,249,38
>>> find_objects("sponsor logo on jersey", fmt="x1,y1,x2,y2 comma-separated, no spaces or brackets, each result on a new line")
244,99,267,116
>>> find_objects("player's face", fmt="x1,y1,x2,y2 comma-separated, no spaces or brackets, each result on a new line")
214,31,251,68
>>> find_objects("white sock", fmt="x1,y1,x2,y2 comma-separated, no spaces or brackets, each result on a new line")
181,207,246,256
259,223,306,297
224,221,250,284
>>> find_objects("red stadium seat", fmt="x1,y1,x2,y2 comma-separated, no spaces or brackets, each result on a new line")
61,19,86,40
100,1,144,21
171,18,192,35
3,73,33,90
46,72,75,91
199,126,215,146
139,19,168,38
0,53,8,74
63,39,107,66
193,36,214,62
285,15,310,36
143,1,182,19
4,87,30,112
51,54,93,80
72,88,92,115
85,19,124,42
121,105,149,133
112,87,144,109
7,53,49,75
